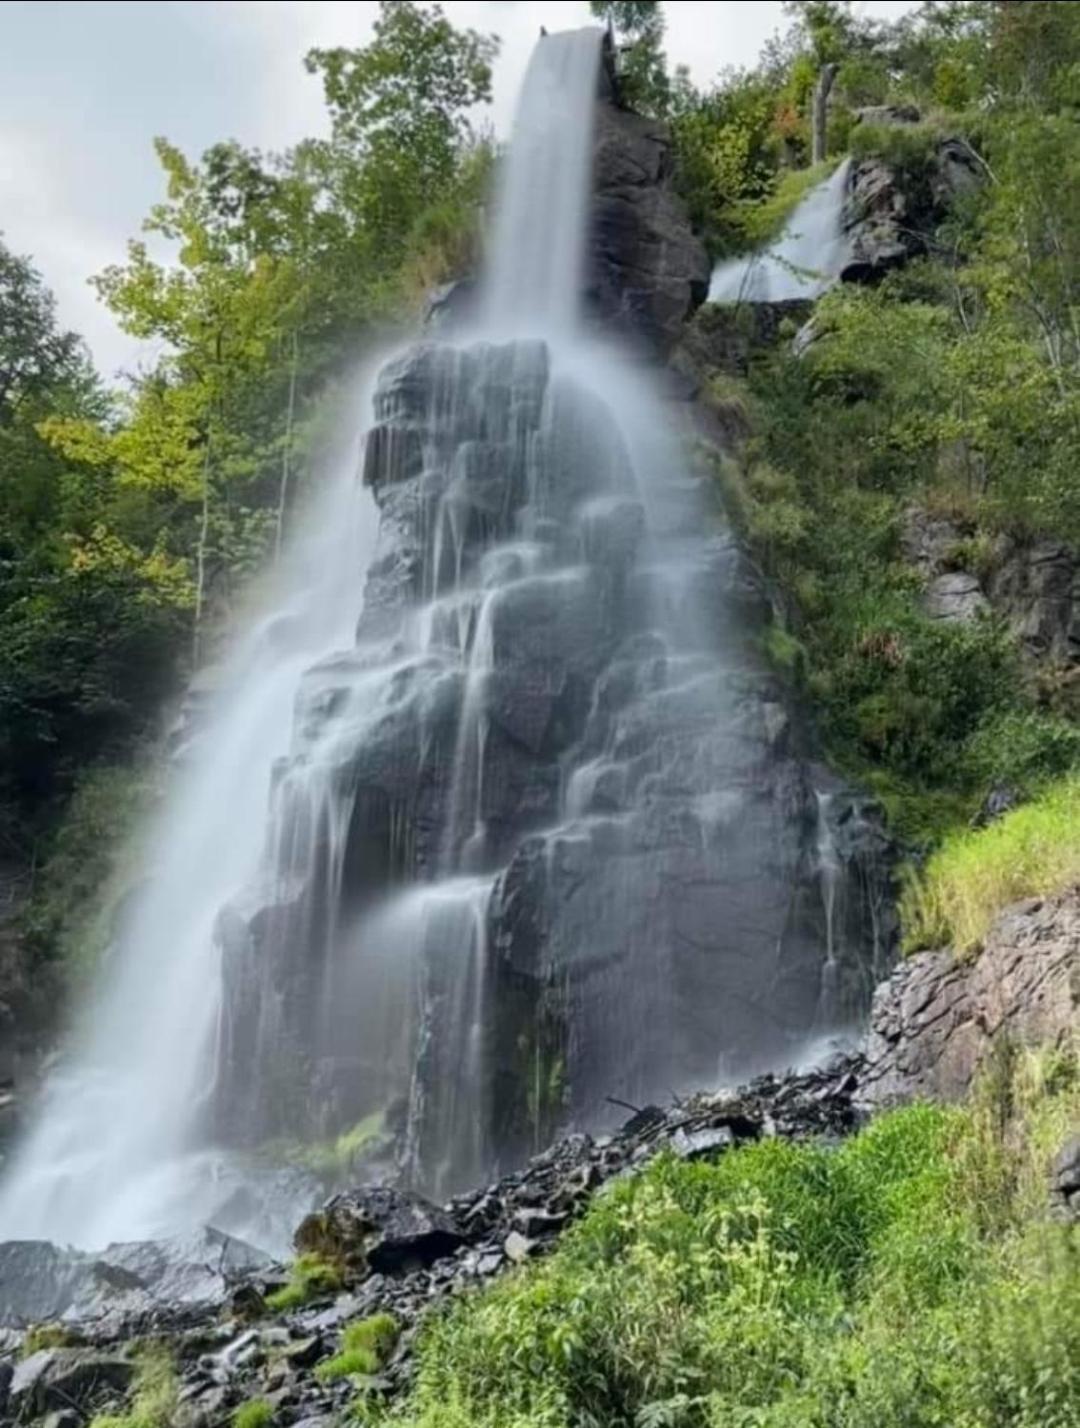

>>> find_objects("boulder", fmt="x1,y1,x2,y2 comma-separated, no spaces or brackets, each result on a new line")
0,1227,271,1329
841,123,984,283
9,1348,133,1419
1051,1137,1080,1215
862,890,1080,1105
924,571,989,624
294,1187,464,1278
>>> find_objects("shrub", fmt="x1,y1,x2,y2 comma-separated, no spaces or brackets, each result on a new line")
89,1347,176,1428
316,1312,399,1382
232,1402,274,1428
21,1322,83,1355
264,1253,343,1313
901,773,1080,953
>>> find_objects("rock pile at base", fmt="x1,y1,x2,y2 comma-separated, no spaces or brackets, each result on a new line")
0,1056,861,1426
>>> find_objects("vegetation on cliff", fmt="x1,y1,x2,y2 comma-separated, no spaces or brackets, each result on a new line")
686,2,1080,942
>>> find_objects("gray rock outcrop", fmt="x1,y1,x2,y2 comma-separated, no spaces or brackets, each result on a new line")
841,109,984,283
862,889,1080,1105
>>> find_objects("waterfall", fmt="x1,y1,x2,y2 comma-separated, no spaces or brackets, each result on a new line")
708,159,853,303
0,30,883,1253
0,405,381,1250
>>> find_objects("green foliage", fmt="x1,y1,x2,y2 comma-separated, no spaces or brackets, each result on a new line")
380,1069,1080,1428
271,1111,385,1180
316,1312,399,1382
20,760,157,976
590,2,670,117
264,1253,343,1313
233,1401,275,1428
88,1346,176,1428
21,1323,83,1355
901,774,1080,954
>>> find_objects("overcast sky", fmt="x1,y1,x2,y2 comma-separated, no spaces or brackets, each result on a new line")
1,1,915,379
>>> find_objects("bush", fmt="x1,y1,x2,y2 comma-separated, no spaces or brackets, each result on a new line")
264,1254,343,1313
89,1347,176,1428
901,774,1080,953
316,1312,399,1382
232,1403,274,1428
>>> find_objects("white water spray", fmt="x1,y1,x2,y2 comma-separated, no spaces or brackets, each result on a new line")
708,159,852,303
0,385,381,1250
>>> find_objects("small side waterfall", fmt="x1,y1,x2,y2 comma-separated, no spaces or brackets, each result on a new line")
0,31,888,1252
708,159,853,303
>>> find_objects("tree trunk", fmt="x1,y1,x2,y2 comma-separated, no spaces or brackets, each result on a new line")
193,434,212,667
275,330,300,560
812,63,838,165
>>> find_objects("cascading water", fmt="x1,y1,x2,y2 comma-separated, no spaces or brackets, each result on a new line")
0,413,381,1249
0,29,886,1252
708,159,853,303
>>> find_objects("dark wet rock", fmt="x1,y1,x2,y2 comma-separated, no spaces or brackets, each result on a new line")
972,783,1021,829
9,1348,133,1419
589,75,710,354
988,539,1080,668
284,1335,324,1370
295,1188,464,1278
213,332,893,1194
423,278,477,333
862,890,1080,1106
902,507,1079,673
1051,1137,1080,1217
674,299,814,380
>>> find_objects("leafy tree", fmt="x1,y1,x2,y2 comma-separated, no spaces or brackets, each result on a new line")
305,2,497,259
589,0,670,116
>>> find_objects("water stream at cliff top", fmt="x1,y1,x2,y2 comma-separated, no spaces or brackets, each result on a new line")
708,159,853,303
0,29,881,1252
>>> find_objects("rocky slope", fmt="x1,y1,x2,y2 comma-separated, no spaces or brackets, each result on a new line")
0,1056,861,1427
862,888,1080,1105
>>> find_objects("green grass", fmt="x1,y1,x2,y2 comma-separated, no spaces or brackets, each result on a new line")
268,1111,386,1180
370,1053,1080,1428
88,1347,176,1428
21,1322,83,1355
901,774,1080,954
264,1253,343,1313
316,1312,399,1382
233,1401,275,1428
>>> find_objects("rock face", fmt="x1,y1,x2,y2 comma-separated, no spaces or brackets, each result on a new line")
588,78,710,354
841,110,983,283
0,1228,271,1330
903,506,1080,672
862,890,1080,1105
210,337,893,1200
